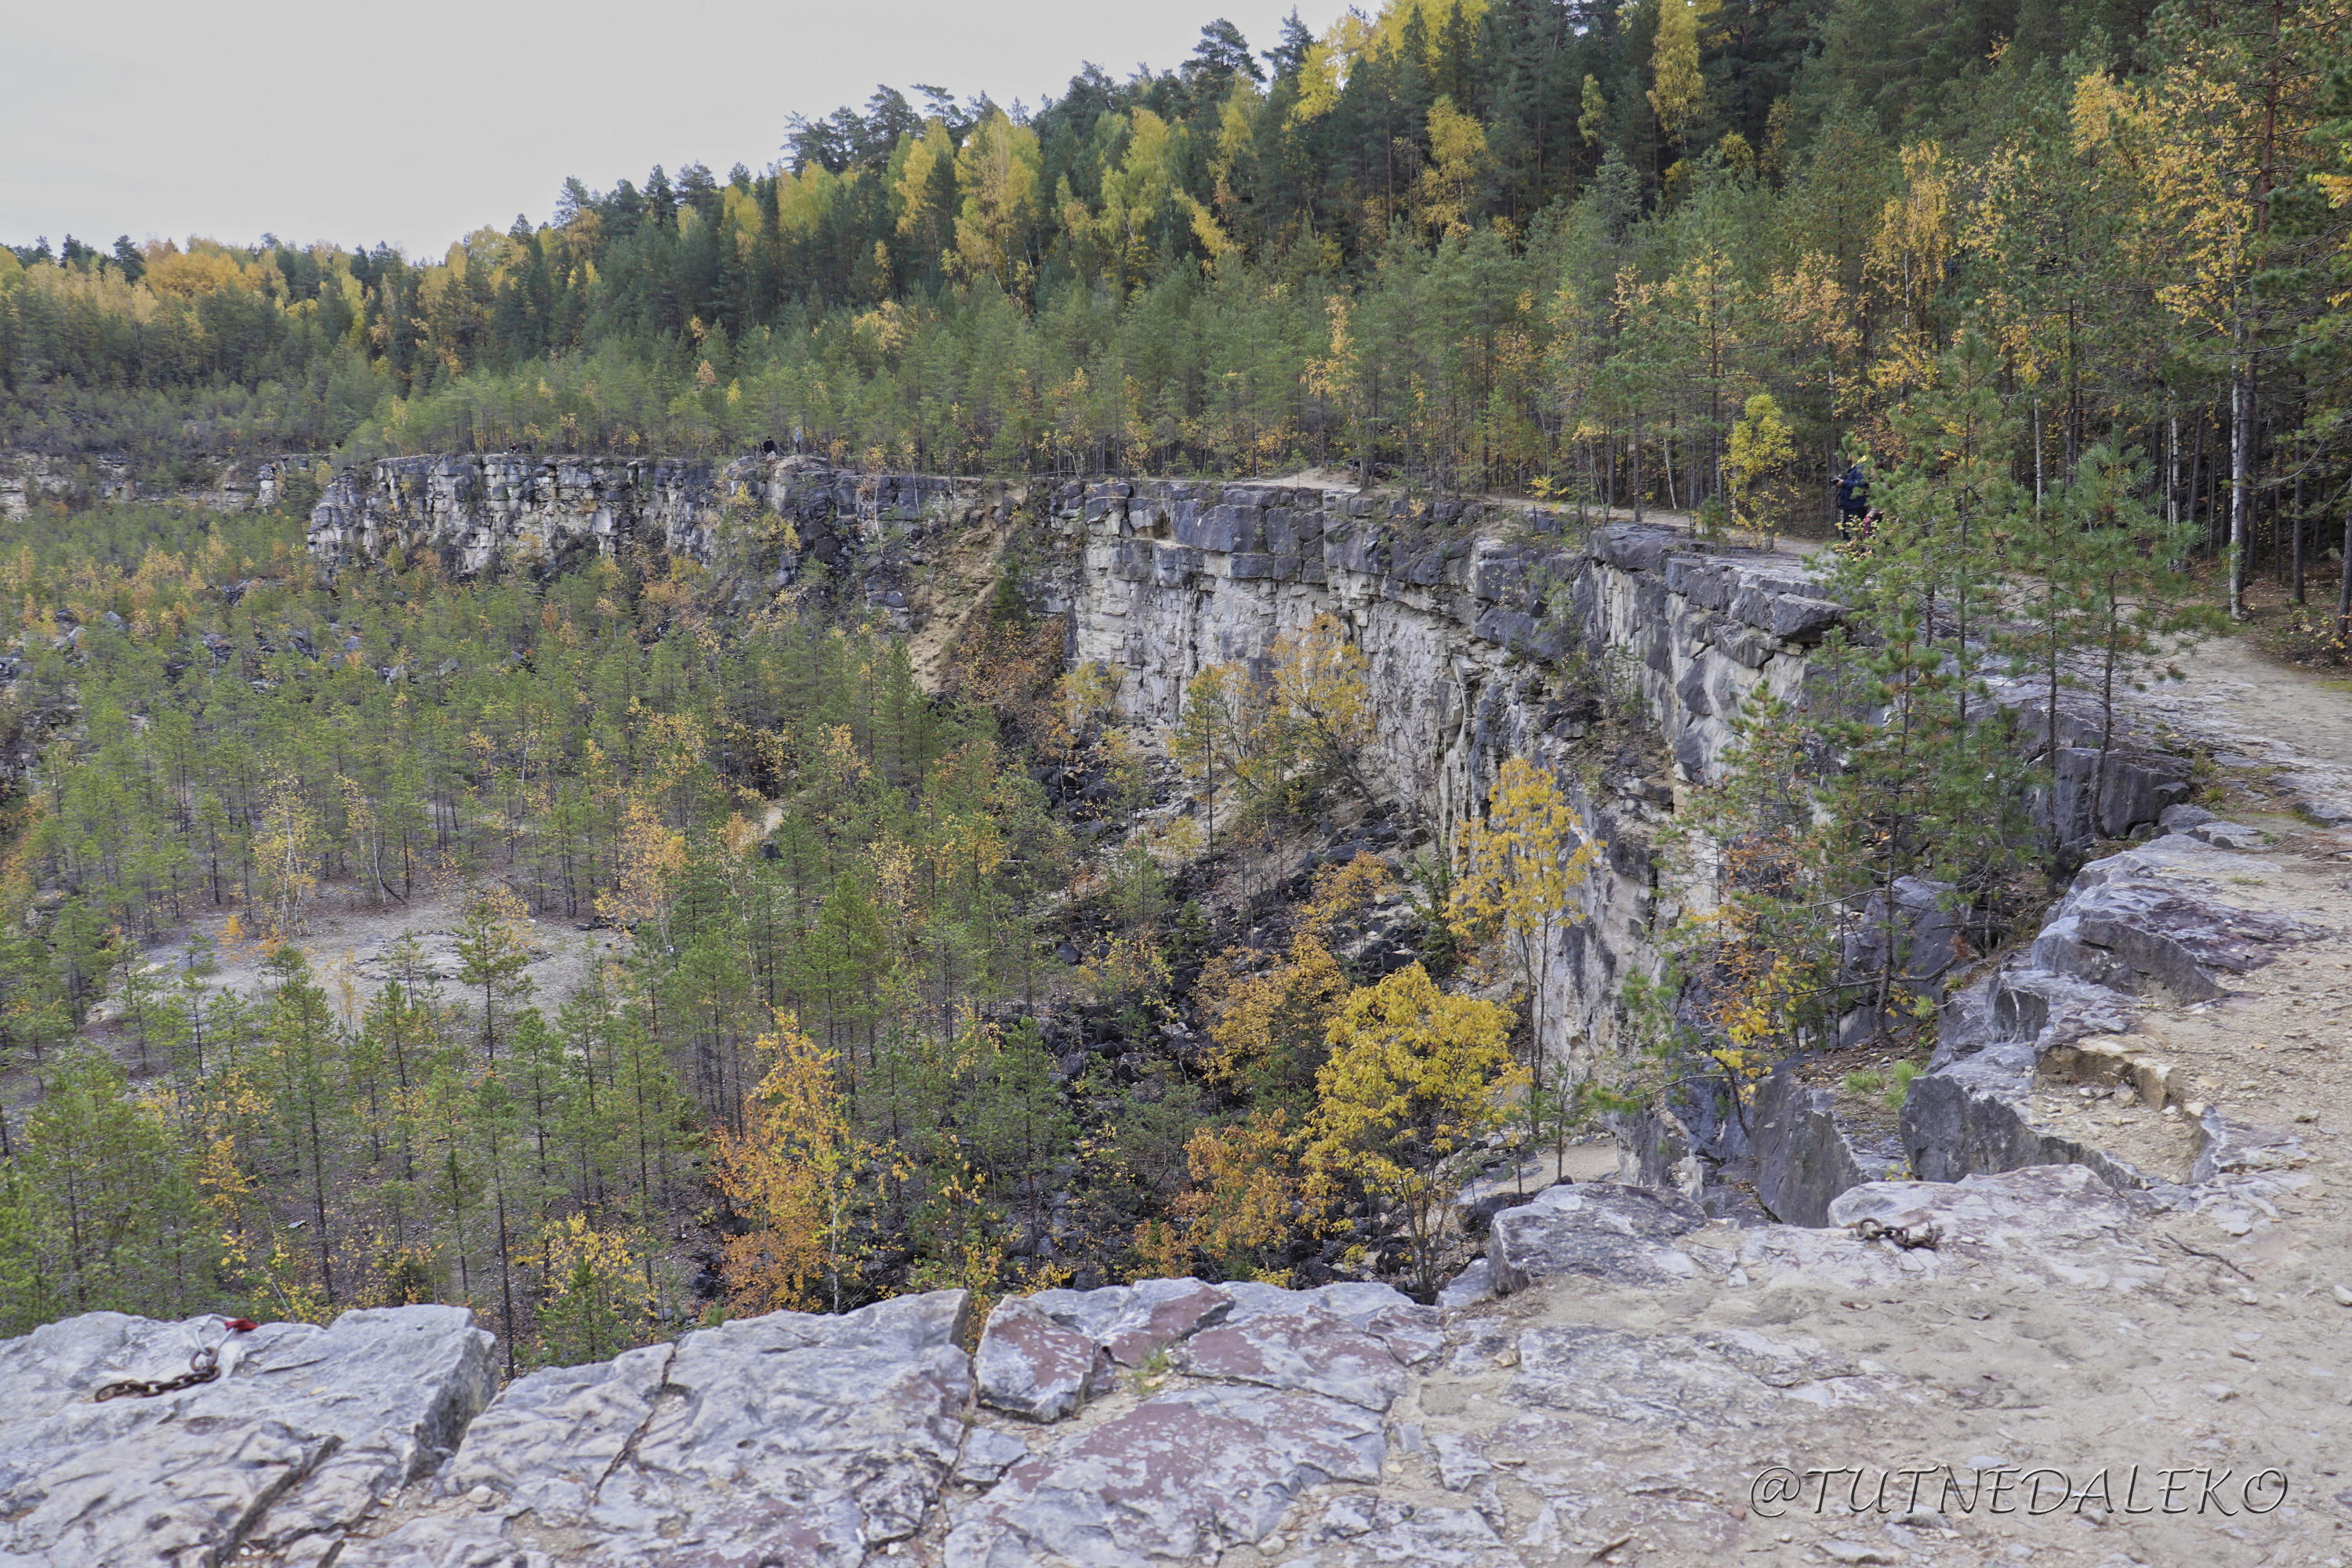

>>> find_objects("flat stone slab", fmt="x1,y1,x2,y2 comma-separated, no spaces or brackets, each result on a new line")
340,1290,970,1568
1022,1277,1234,1367
1174,1308,1408,1410
1295,1497,1519,1566
946,1384,1385,1566
1508,1322,1880,1429
0,1305,495,1568
1276,1282,1443,1367
1487,1182,1713,1293
977,1298,1106,1421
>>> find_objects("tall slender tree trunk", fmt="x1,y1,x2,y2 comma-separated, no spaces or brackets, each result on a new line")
2166,408,2180,532
2229,354,2252,619
309,1098,334,1302
1631,419,1645,524
2291,472,2305,604
2335,485,2352,648
492,1138,517,1379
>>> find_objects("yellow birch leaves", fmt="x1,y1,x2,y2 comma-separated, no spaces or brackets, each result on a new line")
713,1016,868,1315
1725,392,1796,543
1648,0,1704,147
597,794,685,934
1448,757,1596,973
1301,964,1516,1287
953,109,1044,284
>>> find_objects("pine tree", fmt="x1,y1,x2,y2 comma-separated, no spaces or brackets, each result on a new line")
454,885,535,1063
263,947,347,1305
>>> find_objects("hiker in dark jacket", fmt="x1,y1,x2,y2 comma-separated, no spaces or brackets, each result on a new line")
1835,461,1872,543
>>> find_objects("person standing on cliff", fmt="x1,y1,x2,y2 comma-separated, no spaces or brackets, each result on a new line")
1835,459,1873,544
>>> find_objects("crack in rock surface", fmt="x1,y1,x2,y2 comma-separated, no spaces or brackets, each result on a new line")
339,1290,971,1568
0,1304,495,1568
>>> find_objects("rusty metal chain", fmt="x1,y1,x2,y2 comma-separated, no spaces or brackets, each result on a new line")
92,1318,258,1402
1848,1217,1942,1250
93,1345,220,1402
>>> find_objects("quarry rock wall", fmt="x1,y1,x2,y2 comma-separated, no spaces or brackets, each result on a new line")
0,453,2330,1563
305,456,2209,1210
305,452,999,584
1047,476,1832,1073
306,458,1856,1076
2,451,321,520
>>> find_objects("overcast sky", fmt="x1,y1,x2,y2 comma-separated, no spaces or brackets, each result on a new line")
3,0,1348,260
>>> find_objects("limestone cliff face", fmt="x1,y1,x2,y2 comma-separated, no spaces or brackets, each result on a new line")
1,452,319,519
304,457,2204,1206
1050,477,1836,1073
307,458,1841,1082
307,452,996,587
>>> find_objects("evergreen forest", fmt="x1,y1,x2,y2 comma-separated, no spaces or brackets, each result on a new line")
3,0,2349,632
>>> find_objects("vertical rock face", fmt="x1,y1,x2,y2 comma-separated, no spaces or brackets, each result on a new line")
305,459,2209,1210
306,453,993,583
2,452,321,519
1051,479,1840,1074
0,1303,495,1568
303,456,1857,1081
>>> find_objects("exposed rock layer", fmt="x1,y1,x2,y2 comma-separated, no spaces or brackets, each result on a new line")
340,1291,974,1568
0,1303,494,1567
2,452,319,520
307,457,2212,1214
11,1162,2343,1567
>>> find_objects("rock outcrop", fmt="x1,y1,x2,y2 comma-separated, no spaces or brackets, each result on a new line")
11,1160,2346,1566
0,1303,494,1567
1,452,319,519
306,452,999,590
1904,823,2332,1212
307,457,2221,1221
306,457,1869,1075
340,1290,973,1568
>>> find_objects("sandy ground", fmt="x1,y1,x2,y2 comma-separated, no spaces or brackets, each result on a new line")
82,884,612,1065
1461,1141,1630,1207
1,877,620,1138
2154,634,2352,767
2107,630,2352,1209
1994,628,2352,1194
1388,1194,2352,1568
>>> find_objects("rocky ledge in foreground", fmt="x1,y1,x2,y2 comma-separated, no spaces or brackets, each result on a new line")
6,1162,2347,1568
0,1304,494,1567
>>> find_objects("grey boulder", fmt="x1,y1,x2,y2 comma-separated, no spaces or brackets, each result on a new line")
976,1297,1108,1421
343,1290,971,1568
0,1304,495,1568
1487,1181,1711,1294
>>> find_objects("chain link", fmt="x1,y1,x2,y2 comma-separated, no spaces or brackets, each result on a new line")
91,1319,256,1402
1847,1217,1942,1250
93,1346,220,1402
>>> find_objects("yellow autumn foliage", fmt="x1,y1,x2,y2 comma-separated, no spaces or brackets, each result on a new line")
712,1017,869,1315
1301,964,1517,1292
1133,1109,1301,1285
